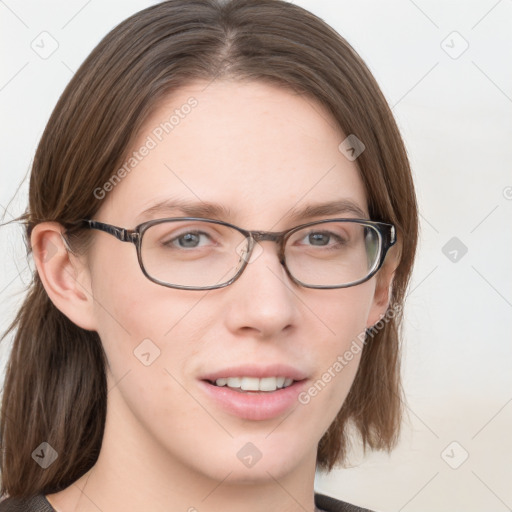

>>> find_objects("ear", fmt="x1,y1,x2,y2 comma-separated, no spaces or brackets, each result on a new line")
30,222,97,331
366,245,399,329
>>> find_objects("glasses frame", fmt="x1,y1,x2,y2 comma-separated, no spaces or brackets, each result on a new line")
75,217,396,290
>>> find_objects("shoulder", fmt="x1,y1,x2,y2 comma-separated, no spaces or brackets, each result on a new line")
0,492,374,512
315,492,376,512
0,494,55,512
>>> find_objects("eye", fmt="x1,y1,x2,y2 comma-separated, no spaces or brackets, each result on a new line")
298,230,347,247
162,230,214,249
306,232,331,246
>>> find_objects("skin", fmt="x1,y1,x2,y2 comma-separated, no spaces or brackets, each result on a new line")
33,80,396,512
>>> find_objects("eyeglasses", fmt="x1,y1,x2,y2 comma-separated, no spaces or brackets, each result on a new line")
76,217,396,290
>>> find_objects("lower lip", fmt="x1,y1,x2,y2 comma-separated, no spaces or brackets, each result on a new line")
198,379,308,421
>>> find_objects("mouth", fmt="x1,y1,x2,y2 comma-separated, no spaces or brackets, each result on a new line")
205,376,297,393
199,375,309,421
198,365,309,420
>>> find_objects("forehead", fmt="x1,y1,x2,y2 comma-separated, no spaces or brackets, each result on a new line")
100,79,369,228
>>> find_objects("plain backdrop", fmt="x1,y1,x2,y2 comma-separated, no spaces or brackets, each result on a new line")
1,1,511,511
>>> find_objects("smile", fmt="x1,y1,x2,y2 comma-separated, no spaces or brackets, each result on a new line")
211,376,295,392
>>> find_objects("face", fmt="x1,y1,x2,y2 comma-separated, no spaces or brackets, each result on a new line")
42,80,393,486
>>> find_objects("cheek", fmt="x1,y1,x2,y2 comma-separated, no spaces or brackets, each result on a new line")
91,278,215,437
302,282,376,415
319,279,376,346
90,238,174,337
88,245,213,378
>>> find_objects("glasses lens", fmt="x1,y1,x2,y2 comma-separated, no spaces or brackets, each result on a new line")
285,221,382,287
140,220,248,288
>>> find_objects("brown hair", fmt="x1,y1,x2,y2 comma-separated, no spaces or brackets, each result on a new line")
0,0,418,499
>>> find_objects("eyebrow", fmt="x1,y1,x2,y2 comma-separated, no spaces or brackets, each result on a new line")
135,198,232,223
134,198,368,224
283,199,368,222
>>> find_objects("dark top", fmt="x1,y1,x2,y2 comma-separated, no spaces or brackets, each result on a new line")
0,492,374,511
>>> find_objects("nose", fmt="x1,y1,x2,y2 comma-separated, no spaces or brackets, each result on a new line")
222,240,299,338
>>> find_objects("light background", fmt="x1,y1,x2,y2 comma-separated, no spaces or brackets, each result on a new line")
0,1,511,511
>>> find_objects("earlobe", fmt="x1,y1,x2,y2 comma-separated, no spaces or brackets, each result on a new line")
31,222,97,331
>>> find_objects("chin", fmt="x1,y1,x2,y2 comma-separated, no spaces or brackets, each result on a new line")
186,438,308,483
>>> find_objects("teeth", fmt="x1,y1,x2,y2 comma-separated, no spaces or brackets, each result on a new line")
226,377,241,388
241,377,260,391
214,376,295,392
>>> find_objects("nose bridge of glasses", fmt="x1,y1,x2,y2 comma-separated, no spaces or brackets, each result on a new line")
242,230,286,264
249,230,283,244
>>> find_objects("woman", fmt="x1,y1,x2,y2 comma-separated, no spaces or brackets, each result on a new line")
0,1,418,511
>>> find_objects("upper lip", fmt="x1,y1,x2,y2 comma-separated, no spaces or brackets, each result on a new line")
200,364,308,382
